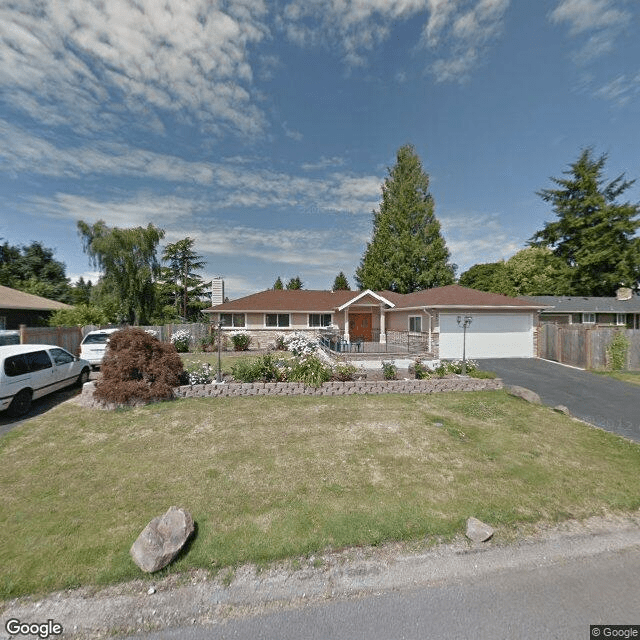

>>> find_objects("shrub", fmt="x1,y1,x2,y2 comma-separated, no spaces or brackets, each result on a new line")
94,328,184,405
231,353,286,383
332,361,359,382
289,355,332,387
185,361,214,385
413,359,431,380
273,334,288,350
230,331,252,351
381,361,397,380
284,333,319,357
171,329,191,353
434,359,479,377
607,331,629,371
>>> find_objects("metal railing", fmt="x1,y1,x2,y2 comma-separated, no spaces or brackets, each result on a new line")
319,330,432,355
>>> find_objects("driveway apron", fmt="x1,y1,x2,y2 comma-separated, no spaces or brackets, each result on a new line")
478,358,640,443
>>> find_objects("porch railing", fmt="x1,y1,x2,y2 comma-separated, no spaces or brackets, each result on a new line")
319,330,432,355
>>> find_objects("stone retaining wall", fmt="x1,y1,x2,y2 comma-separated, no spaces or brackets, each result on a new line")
174,377,503,399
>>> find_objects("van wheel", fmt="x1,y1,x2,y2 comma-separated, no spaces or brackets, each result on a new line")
7,389,32,417
77,367,91,386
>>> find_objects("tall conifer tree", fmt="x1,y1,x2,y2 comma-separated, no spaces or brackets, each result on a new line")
356,144,455,292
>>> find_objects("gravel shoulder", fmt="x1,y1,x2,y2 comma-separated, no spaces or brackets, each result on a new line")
2,511,639,639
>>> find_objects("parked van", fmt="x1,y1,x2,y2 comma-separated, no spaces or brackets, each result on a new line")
79,328,120,369
0,345,91,417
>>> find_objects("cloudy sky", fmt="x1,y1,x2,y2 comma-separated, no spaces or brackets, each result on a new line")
1,0,639,299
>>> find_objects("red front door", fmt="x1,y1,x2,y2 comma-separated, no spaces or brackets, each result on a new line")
349,313,373,342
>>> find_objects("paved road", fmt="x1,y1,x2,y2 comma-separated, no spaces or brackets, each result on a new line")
478,358,640,442
124,543,640,640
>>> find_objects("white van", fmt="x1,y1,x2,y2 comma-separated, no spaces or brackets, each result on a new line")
0,345,91,417
79,328,120,369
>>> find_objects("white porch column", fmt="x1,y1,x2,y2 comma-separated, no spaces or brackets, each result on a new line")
344,308,350,341
379,305,386,343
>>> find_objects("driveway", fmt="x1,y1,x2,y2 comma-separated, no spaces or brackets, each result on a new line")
478,358,640,443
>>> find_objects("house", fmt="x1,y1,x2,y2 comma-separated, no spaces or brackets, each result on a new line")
522,288,640,330
0,284,72,330
204,284,546,359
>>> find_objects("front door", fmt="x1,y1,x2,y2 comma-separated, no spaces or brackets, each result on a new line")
349,313,373,342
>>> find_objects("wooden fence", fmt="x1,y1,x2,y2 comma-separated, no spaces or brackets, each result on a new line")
538,324,640,370
20,325,83,355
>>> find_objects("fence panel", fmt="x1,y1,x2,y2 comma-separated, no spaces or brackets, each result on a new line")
20,325,83,354
538,324,640,370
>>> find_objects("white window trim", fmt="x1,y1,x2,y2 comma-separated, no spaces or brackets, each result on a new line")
408,315,422,333
582,313,596,324
616,313,626,326
308,313,332,328
219,312,246,328
265,313,290,328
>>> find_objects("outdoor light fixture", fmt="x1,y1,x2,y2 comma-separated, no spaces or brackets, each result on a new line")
457,315,473,376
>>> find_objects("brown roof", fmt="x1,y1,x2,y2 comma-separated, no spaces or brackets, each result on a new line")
0,285,72,311
205,285,542,313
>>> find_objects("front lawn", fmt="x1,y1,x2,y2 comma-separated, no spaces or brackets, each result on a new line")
1,391,639,598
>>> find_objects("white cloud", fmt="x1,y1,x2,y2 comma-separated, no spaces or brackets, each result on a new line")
278,0,510,81
0,0,269,137
549,0,630,62
594,73,640,106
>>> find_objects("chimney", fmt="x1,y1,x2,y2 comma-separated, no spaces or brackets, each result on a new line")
616,287,632,301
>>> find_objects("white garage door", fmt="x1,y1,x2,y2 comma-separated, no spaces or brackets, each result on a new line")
439,313,534,359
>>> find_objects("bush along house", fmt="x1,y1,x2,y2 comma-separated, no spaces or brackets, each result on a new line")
204,285,547,359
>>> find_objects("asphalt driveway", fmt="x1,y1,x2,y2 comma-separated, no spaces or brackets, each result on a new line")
478,358,640,443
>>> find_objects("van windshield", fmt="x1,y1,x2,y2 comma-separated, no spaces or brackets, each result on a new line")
83,333,111,345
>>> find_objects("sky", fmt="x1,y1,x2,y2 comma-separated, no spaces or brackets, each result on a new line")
1,0,639,301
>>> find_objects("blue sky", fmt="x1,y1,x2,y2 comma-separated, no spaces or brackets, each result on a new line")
1,0,639,300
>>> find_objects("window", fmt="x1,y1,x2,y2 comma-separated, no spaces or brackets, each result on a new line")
26,350,52,372
582,313,596,324
0,316,6,330
4,355,29,377
616,313,626,326
50,348,75,365
309,313,332,327
265,313,290,328
81,332,112,345
220,313,245,328
409,316,422,332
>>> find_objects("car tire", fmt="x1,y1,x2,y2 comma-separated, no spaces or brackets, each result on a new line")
7,389,32,417
77,367,91,386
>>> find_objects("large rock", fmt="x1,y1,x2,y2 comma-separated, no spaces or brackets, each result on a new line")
466,517,494,543
507,385,542,405
130,506,194,573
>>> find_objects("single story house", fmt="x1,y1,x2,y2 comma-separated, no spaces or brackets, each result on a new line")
522,288,640,330
204,284,546,359
0,284,72,330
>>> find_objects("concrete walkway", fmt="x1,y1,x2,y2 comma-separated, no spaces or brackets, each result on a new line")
478,358,640,442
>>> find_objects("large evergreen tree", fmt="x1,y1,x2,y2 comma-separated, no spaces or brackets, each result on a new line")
286,276,303,290
530,149,640,295
356,144,455,292
332,271,350,291
161,237,207,321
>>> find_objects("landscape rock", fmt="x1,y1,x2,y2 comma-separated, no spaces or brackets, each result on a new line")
554,405,571,415
466,517,494,543
130,506,194,573
507,385,542,405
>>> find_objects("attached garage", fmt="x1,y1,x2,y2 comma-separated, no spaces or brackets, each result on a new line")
439,312,535,359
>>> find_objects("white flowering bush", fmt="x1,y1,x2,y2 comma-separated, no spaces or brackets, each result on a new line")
229,330,251,351
171,329,191,353
283,332,319,357
434,359,479,377
186,362,213,385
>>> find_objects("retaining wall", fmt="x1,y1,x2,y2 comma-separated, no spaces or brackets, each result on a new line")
174,377,503,399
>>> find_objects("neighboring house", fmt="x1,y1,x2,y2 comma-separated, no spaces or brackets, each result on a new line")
522,288,640,330
204,285,545,359
0,284,72,330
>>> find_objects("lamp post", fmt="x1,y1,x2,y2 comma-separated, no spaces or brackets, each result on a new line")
216,320,223,383
457,315,473,376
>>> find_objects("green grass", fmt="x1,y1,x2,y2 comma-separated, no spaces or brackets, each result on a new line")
591,370,640,386
1,391,640,598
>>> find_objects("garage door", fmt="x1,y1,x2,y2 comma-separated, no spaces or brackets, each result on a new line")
439,313,534,359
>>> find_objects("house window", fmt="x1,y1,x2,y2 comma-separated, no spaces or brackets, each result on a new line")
219,313,245,328
309,313,332,327
0,316,5,330
409,316,422,333
616,313,626,326
582,313,596,324
265,313,290,328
